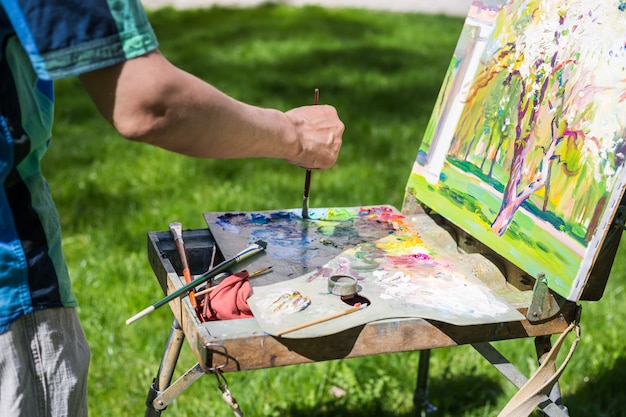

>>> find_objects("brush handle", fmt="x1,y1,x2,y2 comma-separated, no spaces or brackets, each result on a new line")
276,303,367,337
169,222,196,307
126,241,267,325
125,306,155,325
301,88,319,219
159,241,266,308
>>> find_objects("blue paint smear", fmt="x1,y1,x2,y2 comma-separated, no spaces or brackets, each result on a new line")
216,212,250,234
250,213,269,224
216,219,241,234
249,221,318,261
270,211,297,220
216,210,319,261
215,208,399,265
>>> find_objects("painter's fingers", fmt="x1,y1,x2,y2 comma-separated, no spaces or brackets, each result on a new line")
284,104,344,170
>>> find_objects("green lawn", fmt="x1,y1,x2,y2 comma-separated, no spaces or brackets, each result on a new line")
44,5,626,416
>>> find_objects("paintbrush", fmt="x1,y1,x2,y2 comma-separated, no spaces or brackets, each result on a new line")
301,88,319,219
168,222,196,307
275,302,368,337
126,240,267,325
193,266,273,298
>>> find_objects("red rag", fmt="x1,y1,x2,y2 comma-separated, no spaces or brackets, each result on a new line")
201,271,253,321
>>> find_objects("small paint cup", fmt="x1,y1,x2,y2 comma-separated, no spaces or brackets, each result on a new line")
328,275,359,298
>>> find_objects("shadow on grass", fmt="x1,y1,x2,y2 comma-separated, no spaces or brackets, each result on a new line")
424,373,504,416
275,374,503,417
565,355,626,417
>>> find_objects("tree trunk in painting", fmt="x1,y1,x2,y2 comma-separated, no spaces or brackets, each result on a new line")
585,195,606,243
463,118,482,161
483,6,596,237
490,71,546,236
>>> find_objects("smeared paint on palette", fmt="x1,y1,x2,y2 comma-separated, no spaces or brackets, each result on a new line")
206,206,524,338
254,290,311,325
204,206,401,287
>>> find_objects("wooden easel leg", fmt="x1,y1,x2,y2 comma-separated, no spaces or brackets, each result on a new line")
414,349,437,416
144,319,185,417
535,336,568,415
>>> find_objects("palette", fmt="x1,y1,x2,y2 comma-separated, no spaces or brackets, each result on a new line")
205,206,523,338
204,206,401,287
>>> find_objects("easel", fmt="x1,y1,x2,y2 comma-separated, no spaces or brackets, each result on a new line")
141,195,625,416
140,1,626,414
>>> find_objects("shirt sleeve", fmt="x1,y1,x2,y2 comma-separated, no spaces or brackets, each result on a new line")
0,0,159,80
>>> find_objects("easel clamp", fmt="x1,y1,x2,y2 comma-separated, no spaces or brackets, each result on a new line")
527,273,571,324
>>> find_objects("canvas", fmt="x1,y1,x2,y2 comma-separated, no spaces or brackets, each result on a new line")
406,0,626,301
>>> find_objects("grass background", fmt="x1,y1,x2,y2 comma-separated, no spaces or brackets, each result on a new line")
44,5,626,416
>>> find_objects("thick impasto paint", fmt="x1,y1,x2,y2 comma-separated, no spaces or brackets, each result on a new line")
406,0,626,301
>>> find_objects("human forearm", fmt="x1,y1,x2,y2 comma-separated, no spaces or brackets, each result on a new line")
79,50,343,169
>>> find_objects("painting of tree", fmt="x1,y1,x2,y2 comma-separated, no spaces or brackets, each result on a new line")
469,0,625,237
407,0,626,300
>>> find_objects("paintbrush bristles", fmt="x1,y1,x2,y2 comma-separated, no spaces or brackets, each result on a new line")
302,169,312,219
168,222,183,240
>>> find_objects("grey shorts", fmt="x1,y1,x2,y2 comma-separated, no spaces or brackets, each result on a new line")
0,307,90,417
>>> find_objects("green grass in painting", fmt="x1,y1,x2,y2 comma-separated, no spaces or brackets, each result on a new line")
43,4,626,417
450,158,588,246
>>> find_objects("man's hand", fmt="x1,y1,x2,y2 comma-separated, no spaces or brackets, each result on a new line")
283,104,344,170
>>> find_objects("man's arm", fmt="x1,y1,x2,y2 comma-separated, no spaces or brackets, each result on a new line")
78,50,343,169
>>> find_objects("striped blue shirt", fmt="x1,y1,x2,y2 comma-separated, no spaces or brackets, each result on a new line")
0,0,158,333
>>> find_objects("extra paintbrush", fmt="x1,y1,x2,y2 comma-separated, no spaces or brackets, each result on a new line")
126,240,267,325
301,88,319,219
193,266,273,298
275,302,368,337
168,222,196,307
